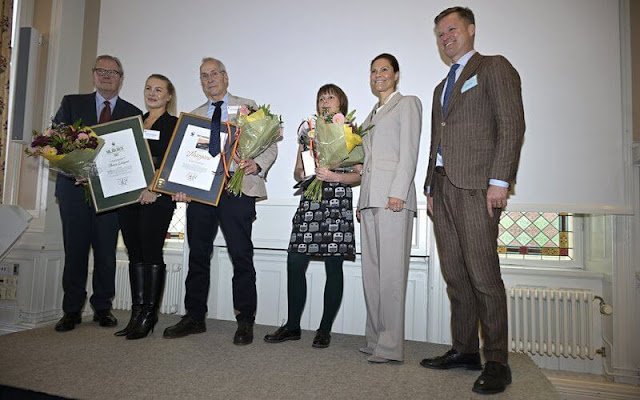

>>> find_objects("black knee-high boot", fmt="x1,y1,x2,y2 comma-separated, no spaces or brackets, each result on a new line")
126,263,166,340
114,262,145,337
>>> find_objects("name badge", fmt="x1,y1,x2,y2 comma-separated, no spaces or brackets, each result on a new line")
301,150,316,177
228,105,240,115
461,75,478,93
144,129,160,140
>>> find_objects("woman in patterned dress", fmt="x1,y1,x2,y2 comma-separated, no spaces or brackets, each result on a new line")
264,84,361,348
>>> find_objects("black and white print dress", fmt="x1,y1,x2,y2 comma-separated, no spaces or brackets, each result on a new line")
287,121,356,260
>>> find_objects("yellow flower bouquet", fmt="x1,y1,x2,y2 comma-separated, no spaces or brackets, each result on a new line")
226,104,283,196
303,110,371,201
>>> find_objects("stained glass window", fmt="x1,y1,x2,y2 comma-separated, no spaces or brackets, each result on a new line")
498,212,573,261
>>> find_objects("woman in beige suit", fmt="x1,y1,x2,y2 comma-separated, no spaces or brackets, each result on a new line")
357,53,422,363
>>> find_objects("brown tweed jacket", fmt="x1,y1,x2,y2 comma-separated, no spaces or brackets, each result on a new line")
424,52,525,191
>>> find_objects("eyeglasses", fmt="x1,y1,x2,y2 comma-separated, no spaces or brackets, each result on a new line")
200,70,225,80
93,68,122,77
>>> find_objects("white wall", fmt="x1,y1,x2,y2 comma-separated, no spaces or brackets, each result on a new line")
97,0,629,213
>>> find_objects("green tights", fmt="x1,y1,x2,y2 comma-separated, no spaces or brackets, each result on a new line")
284,252,344,332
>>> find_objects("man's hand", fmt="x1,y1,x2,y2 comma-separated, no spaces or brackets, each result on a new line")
240,159,260,175
172,192,191,203
74,178,88,186
138,189,158,205
385,197,405,212
486,185,508,217
427,195,434,216
356,206,361,222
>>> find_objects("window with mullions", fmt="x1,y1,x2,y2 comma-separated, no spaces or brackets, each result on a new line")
497,212,573,261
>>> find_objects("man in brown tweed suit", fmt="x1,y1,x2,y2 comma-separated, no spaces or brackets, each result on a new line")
421,6,525,395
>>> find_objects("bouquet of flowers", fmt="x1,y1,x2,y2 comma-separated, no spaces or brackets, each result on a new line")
226,104,283,196
24,120,104,178
303,109,371,202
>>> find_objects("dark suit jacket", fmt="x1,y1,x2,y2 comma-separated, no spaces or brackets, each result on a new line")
424,53,525,191
54,92,142,198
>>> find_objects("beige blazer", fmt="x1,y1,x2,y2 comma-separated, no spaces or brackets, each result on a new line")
424,53,525,191
358,93,422,213
191,93,278,200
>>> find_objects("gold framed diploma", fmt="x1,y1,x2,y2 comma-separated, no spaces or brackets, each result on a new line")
152,112,237,206
88,116,155,212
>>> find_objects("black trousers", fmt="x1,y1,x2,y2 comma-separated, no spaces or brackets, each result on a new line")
118,196,175,265
56,179,119,313
185,193,257,322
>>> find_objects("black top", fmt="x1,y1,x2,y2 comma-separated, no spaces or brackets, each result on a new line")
144,111,178,169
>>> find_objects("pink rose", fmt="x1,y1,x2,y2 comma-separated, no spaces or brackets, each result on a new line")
240,105,250,116
332,113,345,124
77,133,89,141
43,145,57,156
44,128,54,137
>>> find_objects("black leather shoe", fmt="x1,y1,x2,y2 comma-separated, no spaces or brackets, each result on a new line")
92,310,118,327
472,362,512,394
264,326,301,343
420,349,482,370
312,329,331,348
233,321,254,345
163,315,206,339
55,313,81,332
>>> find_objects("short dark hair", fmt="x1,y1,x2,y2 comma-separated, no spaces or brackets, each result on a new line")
316,84,348,115
370,53,400,73
434,6,475,26
146,74,177,115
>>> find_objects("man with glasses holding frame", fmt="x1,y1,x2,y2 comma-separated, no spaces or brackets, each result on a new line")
163,57,278,345
53,55,142,332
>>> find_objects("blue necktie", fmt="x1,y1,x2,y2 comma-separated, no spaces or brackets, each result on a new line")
442,63,460,115
438,63,460,156
208,100,224,157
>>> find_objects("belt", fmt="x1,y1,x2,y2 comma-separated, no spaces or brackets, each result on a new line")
435,166,446,176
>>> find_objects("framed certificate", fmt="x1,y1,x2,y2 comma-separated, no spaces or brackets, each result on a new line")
152,112,236,206
88,116,155,212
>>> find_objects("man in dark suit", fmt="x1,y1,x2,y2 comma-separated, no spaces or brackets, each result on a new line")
421,7,525,394
54,55,142,332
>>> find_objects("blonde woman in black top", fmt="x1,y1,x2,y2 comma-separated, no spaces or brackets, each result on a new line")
115,74,178,340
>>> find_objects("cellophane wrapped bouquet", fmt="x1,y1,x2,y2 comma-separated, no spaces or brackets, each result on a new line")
226,104,283,196
303,109,371,201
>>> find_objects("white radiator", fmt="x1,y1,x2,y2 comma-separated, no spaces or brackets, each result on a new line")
507,287,597,360
112,261,182,315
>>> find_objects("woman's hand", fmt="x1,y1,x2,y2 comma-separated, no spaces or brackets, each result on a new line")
172,192,191,203
385,197,405,212
240,159,260,175
316,167,337,183
138,189,158,205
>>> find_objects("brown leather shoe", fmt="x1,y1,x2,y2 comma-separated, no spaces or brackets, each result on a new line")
55,313,81,332
420,349,482,370
312,329,331,348
472,362,512,394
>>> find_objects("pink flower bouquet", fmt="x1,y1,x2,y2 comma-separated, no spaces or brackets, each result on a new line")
25,120,104,178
